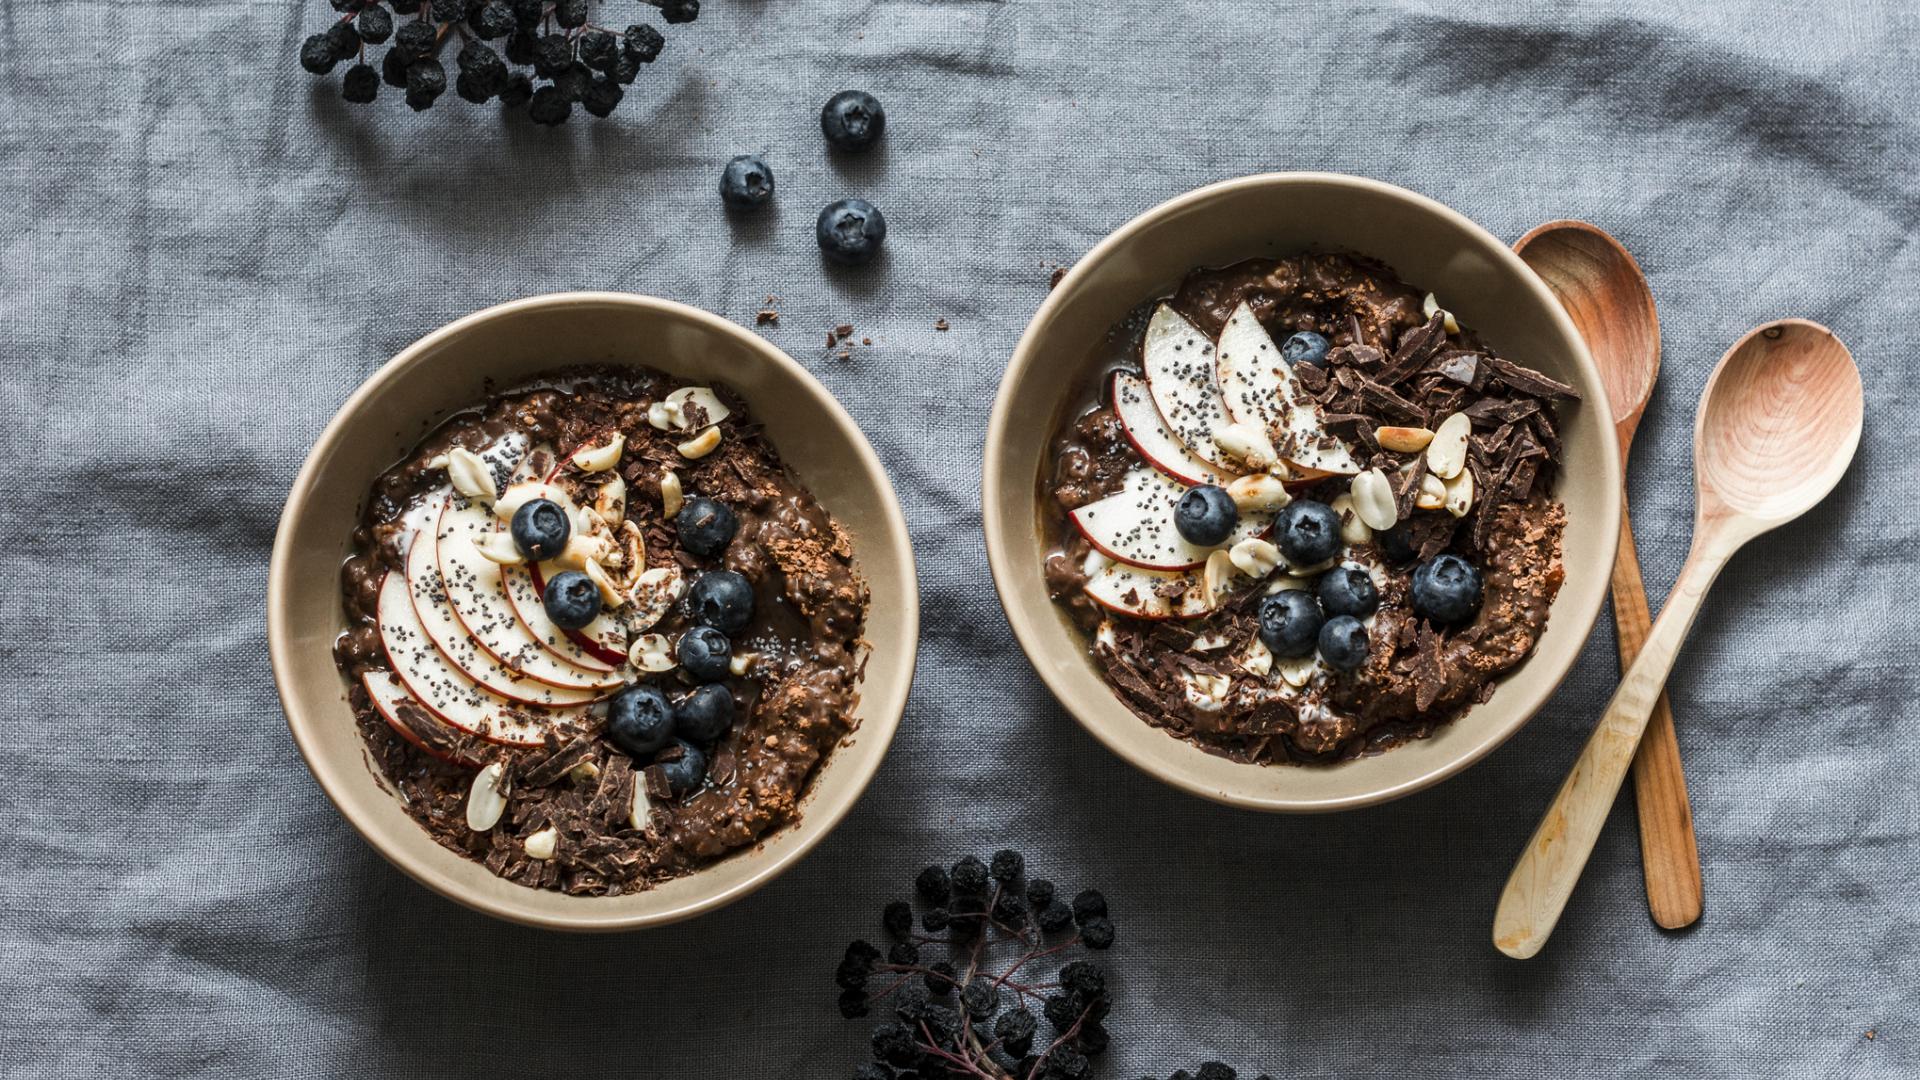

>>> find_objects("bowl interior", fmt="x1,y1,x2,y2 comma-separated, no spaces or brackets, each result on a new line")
984,174,1619,811
270,294,917,929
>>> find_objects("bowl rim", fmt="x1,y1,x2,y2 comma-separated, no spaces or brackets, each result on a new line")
982,171,1619,812
268,291,920,930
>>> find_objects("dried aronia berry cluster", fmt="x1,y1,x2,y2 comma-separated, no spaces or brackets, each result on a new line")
834,851,1270,1080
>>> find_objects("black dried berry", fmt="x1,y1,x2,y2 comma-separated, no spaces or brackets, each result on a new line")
1037,900,1073,933
991,891,1027,930
1042,994,1080,1030
471,0,515,38
882,900,913,939
497,72,533,107
657,0,699,23
1049,1046,1091,1079
324,20,359,56
531,33,571,77
1075,1023,1109,1056
870,1022,919,1068
914,865,951,904
989,849,1024,884
838,988,870,1018
553,0,587,27
341,62,379,103
950,856,988,895
403,58,446,110
578,28,618,69
527,85,570,125
356,5,393,43
921,907,950,933
582,75,622,117
1070,889,1107,925
886,941,918,966
392,19,436,62
381,47,409,87
624,23,664,62
1025,877,1055,910
429,0,465,24
299,34,339,75
924,960,956,996
891,983,930,1023
504,28,537,65
1196,1065,1237,1080
1079,915,1115,950
994,1007,1037,1056
960,979,999,1020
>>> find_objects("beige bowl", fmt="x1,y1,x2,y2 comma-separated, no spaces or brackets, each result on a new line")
269,293,918,930
983,173,1620,812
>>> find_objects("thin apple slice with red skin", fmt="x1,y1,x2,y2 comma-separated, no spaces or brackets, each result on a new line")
360,671,479,767
1069,466,1271,571
1110,371,1224,487
1140,304,1243,476
434,502,626,690
403,532,610,709
496,543,621,673
1083,560,1215,621
1215,303,1362,477
518,560,631,667
375,570,586,747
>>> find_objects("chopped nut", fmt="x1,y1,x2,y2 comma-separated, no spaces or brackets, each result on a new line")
465,762,507,832
1228,537,1282,578
659,470,684,519
1275,653,1318,688
1331,493,1373,544
728,651,758,677
523,826,558,861
1181,671,1232,712
1422,291,1461,334
1225,473,1291,512
471,532,526,566
572,434,625,473
1426,411,1471,479
1415,473,1448,510
676,425,722,459
628,566,684,631
595,474,627,523
1375,425,1436,452
424,453,450,470
1240,637,1273,677
628,633,674,672
446,447,497,504
583,557,625,608
1214,421,1277,469
665,386,732,430
1202,549,1236,607
1350,468,1399,531
647,400,680,431
629,782,652,831
1443,468,1475,517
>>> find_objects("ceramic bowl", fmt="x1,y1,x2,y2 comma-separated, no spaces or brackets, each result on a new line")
982,173,1620,812
270,293,918,929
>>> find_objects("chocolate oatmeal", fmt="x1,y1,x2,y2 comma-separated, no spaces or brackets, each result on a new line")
1043,254,1578,763
333,368,869,895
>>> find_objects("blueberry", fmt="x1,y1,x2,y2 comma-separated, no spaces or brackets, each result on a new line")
656,739,708,797
1173,484,1238,547
1375,522,1418,564
674,684,735,744
607,684,674,757
542,569,602,630
675,497,738,558
1280,330,1330,365
1411,553,1484,625
676,625,732,682
1274,500,1342,566
820,89,886,152
688,569,754,633
816,198,887,266
718,154,774,211
1257,589,1324,658
1316,566,1379,617
510,497,571,560
1318,615,1370,671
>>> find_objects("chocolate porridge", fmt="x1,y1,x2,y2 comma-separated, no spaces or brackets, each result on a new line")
1043,254,1578,763
333,368,869,894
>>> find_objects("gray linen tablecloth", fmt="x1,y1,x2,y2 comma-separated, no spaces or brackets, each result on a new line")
2,1,1915,1076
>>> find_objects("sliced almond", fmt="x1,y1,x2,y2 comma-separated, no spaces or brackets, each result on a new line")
595,474,627,522
1350,468,1399,531
1427,412,1471,480
1240,637,1273,677
1213,420,1276,469
1331,493,1373,545
465,762,507,832
628,566,684,631
523,826,558,861
1416,473,1448,510
676,426,722,460
583,558,626,608
647,400,681,431
629,781,653,831
1421,291,1461,334
1284,555,1337,577
554,532,613,571
1189,632,1231,653
1225,473,1291,512
446,447,498,504
659,470,684,519
1181,671,1232,712
1443,468,1475,518
1375,425,1435,453
424,453,450,470
1228,537,1282,579
1201,549,1236,607
728,651,759,677
1275,653,1318,688
572,434,625,473
629,633,674,672
665,386,732,431
470,532,526,566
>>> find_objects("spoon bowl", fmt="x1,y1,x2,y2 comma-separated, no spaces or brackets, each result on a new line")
1695,320,1863,528
1516,221,1661,436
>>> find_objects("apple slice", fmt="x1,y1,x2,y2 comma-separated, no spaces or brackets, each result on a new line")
434,502,627,690
360,671,477,766
1140,304,1243,475
1083,561,1215,620
375,570,587,746
516,561,631,667
402,530,609,709
1215,303,1362,476
1068,466,1271,571
1110,371,1223,487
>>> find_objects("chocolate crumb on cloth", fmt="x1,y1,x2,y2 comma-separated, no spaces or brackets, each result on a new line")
1043,254,1576,764
332,370,871,895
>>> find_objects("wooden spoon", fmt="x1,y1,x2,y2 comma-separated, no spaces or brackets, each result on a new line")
1514,221,1703,930
1493,320,1862,959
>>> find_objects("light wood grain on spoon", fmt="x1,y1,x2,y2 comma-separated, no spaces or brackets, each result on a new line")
1515,220,1703,930
1493,319,1861,959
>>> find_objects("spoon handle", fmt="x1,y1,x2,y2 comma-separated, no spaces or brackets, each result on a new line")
1493,545,1728,958
1611,501,1705,929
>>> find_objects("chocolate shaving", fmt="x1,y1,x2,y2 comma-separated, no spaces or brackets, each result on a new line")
1432,350,1481,386
1484,356,1579,399
1463,396,1541,426
1392,454,1429,519
521,737,595,788
1379,311,1449,384
1327,343,1384,370
1413,621,1447,712
1292,362,1329,394
1359,375,1426,424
